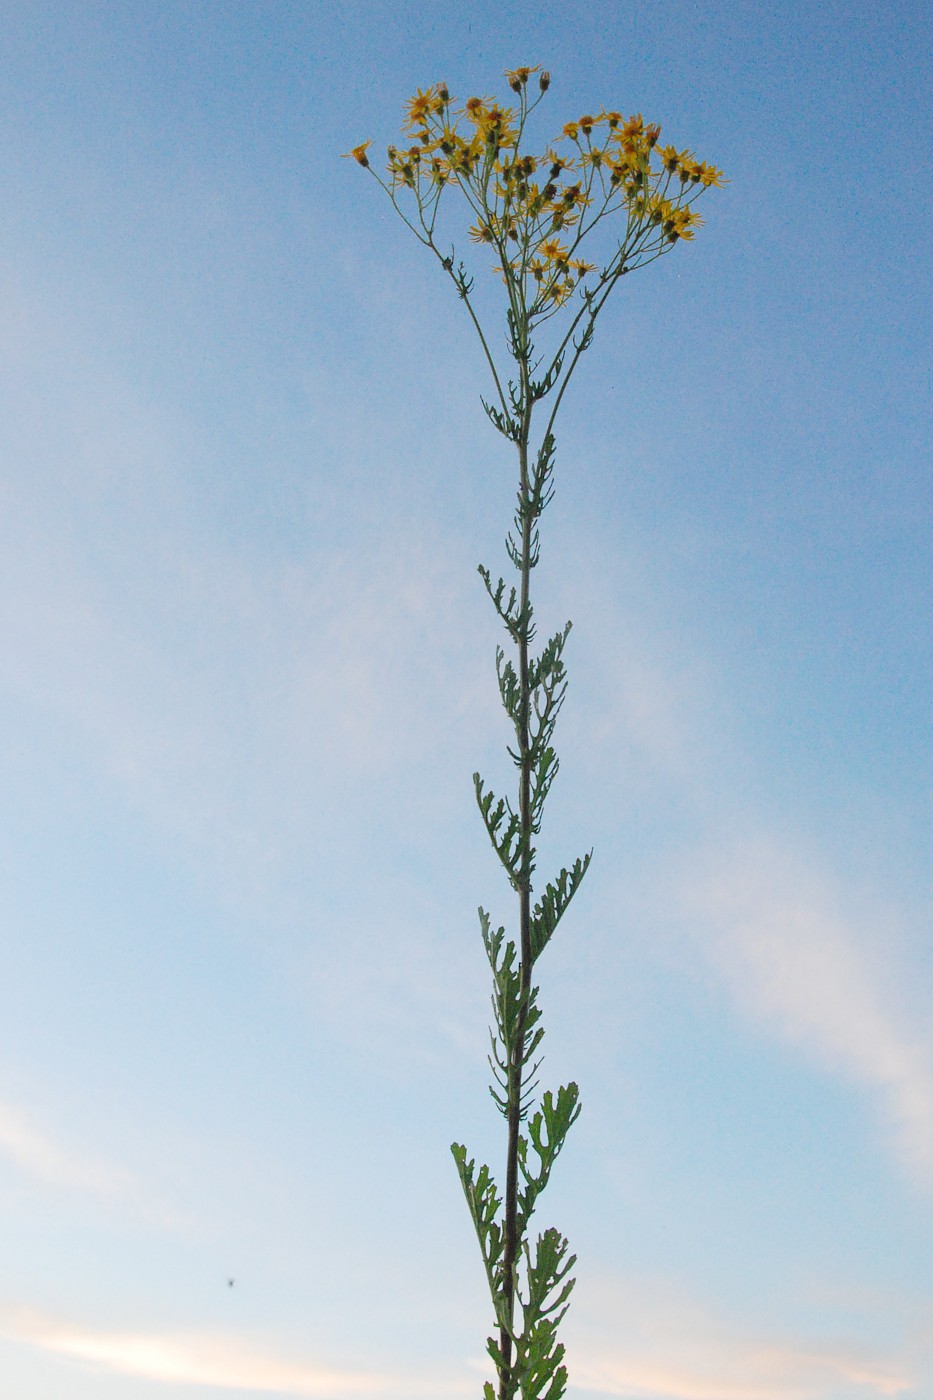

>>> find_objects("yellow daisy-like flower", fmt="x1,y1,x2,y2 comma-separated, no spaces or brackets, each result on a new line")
698,162,727,187
491,257,521,282
545,150,574,176
662,206,704,242
561,121,579,141
465,96,491,122
562,182,591,210
546,279,574,305
656,144,680,175
549,208,574,231
650,195,673,227
504,64,540,92
405,88,436,128
472,103,516,148
539,237,568,262
342,141,372,167
678,154,702,183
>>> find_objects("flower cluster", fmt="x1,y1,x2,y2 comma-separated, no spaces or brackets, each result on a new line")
344,66,724,320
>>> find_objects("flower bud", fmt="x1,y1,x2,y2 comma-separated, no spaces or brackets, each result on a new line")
539,70,550,92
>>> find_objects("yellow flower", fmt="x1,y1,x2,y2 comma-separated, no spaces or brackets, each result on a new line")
698,162,727,187
650,195,673,226
561,121,579,140
505,64,540,92
343,141,372,167
546,278,574,304
657,144,680,174
405,88,436,128
545,150,574,176
465,95,490,121
491,257,521,282
561,182,590,210
473,103,516,147
438,124,461,155
539,237,568,262
678,154,702,183
570,258,595,278
663,206,704,242
469,220,496,244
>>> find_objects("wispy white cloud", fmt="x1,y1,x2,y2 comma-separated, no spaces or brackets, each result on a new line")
0,453,482,902
0,259,488,902
0,1305,471,1398
0,1098,130,1196
568,1273,913,1399
560,557,933,1191
0,1098,179,1224
683,839,933,1186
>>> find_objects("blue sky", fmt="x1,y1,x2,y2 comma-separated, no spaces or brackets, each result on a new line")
1,1,931,1396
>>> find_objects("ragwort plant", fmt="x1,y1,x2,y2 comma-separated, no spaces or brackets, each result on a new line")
345,66,723,1400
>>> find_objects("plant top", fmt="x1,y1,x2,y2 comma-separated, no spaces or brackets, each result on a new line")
345,65,725,325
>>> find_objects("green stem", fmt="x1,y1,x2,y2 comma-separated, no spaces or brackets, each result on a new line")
498,363,535,1400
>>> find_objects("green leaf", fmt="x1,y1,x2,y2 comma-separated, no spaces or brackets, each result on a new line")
504,1225,577,1400
481,396,521,442
479,910,545,1121
529,745,560,833
474,774,534,889
478,566,524,640
528,622,571,694
529,432,557,516
522,1226,577,1329
530,853,592,961
496,646,522,729
518,1084,581,1229
529,352,564,403
450,1143,505,1308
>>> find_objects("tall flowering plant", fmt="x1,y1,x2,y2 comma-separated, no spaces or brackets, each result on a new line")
345,66,723,1400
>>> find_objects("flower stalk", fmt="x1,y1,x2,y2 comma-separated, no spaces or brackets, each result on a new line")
345,65,723,1399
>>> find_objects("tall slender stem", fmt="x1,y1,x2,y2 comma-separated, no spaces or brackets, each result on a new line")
498,357,536,1397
